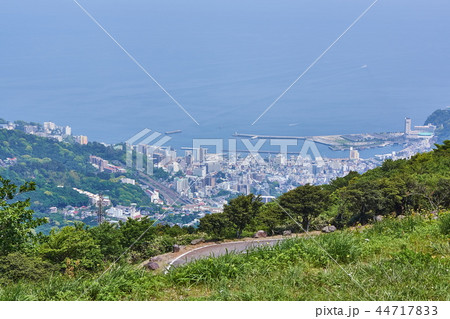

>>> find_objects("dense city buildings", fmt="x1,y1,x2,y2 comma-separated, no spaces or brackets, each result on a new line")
1,120,73,141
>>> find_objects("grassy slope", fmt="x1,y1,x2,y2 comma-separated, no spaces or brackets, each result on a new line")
1,214,448,301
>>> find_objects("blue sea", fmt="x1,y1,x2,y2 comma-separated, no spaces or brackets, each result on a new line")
1,0,450,158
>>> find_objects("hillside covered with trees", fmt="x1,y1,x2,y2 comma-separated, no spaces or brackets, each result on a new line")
0,129,151,211
425,107,450,143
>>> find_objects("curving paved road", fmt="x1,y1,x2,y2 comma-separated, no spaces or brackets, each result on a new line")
167,238,285,270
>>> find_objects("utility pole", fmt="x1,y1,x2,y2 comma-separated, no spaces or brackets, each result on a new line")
97,194,104,225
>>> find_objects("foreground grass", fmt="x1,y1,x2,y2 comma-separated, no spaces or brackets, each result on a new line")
1,214,449,301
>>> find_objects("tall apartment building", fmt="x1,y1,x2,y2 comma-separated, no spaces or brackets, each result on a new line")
44,122,56,132
176,177,190,193
75,135,88,145
64,126,72,136
349,147,360,160
404,118,412,135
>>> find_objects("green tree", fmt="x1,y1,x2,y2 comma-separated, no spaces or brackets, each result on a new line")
434,140,450,154
425,109,450,143
118,217,156,256
223,194,263,238
278,184,330,231
0,177,47,255
256,201,286,235
90,222,124,261
39,224,103,271
199,213,232,238
325,171,360,193
435,178,450,209
414,177,450,212
340,180,384,224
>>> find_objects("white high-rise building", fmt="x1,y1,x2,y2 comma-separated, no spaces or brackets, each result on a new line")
193,166,207,177
194,147,207,163
405,118,412,135
349,147,360,160
64,126,72,136
44,122,56,132
151,190,161,203
176,177,190,193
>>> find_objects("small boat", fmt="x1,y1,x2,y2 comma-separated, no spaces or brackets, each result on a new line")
165,130,182,135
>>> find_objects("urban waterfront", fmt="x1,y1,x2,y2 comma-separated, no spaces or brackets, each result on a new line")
0,114,436,227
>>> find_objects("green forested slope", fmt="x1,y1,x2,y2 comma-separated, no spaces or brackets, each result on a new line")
0,129,150,211
425,108,450,143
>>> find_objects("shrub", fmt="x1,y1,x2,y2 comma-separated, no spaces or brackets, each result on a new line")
438,212,450,235
366,215,424,238
89,222,124,261
0,253,58,285
169,253,245,285
318,232,362,264
118,217,156,256
39,225,103,272
391,249,433,267
285,233,362,267
144,235,177,257
174,232,209,246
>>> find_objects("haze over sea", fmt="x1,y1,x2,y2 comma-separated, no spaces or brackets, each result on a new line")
1,0,450,158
